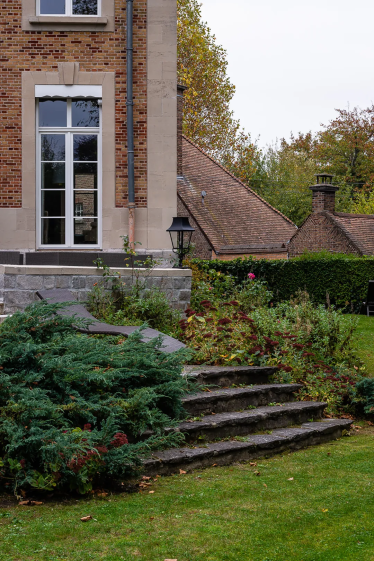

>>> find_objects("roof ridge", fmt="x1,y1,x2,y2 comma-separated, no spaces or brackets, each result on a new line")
182,135,297,229
322,211,367,255
334,211,374,219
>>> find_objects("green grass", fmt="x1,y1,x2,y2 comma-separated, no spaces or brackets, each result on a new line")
351,315,374,376
1,427,374,561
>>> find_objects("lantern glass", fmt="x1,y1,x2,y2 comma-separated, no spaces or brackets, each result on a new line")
166,217,195,268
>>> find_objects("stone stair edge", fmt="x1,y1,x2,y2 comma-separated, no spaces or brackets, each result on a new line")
182,383,303,403
183,365,278,376
177,400,327,432
143,419,353,474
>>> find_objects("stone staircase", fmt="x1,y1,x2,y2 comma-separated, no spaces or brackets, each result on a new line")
143,366,352,475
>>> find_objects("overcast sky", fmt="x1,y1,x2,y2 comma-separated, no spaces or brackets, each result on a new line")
199,0,374,148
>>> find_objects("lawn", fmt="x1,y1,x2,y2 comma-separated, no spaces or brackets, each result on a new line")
351,315,374,376
1,426,374,561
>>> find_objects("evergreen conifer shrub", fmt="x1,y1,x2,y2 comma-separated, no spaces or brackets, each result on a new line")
0,303,188,495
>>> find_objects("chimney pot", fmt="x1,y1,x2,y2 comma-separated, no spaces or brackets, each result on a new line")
309,173,339,213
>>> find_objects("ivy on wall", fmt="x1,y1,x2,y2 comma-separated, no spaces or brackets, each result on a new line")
191,255,374,311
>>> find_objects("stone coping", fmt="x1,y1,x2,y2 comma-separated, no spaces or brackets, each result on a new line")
0,265,192,277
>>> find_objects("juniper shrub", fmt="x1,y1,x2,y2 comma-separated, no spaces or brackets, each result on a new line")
0,302,189,495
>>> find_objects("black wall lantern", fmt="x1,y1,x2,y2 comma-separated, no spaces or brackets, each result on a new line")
167,217,195,268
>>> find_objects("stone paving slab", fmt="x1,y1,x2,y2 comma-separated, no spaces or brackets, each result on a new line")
36,289,186,354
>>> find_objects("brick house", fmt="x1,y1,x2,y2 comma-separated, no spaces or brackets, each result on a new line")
289,174,374,257
176,87,297,260
0,0,178,259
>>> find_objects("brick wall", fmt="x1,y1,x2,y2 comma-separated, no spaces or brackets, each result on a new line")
288,213,362,257
0,0,147,209
177,195,213,259
311,190,337,213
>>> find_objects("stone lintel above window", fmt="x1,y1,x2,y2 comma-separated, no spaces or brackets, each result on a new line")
22,0,114,31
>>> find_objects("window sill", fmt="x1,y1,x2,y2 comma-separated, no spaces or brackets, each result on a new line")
29,16,108,25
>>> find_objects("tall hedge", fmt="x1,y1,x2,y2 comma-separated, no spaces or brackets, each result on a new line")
191,256,374,311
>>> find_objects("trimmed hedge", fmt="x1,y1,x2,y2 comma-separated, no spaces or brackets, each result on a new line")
191,256,374,311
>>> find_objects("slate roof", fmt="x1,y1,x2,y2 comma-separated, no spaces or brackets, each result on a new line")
330,212,374,255
178,136,297,254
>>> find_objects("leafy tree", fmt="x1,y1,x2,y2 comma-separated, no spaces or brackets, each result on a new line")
177,0,253,162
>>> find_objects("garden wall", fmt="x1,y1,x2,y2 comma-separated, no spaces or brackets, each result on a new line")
192,256,374,311
0,266,192,314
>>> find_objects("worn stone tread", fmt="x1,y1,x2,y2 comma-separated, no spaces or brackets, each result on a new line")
36,289,185,353
182,383,302,415
143,419,352,475
184,365,277,387
176,401,327,440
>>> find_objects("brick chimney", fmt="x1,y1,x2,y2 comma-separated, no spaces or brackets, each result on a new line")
177,84,187,177
309,173,339,213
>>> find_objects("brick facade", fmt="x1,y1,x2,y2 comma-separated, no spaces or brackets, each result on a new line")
0,1,147,209
288,212,362,258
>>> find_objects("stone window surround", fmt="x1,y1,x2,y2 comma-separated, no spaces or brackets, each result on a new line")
22,63,115,250
22,0,115,31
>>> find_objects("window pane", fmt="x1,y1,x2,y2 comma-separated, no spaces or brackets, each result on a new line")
42,218,65,245
39,100,67,127
74,163,97,190
73,135,97,161
42,191,65,217
73,0,98,14
41,135,65,161
74,191,97,217
42,163,65,189
40,0,65,14
74,218,98,244
72,100,100,127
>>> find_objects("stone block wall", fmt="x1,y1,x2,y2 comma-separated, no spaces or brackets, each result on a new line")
0,266,192,314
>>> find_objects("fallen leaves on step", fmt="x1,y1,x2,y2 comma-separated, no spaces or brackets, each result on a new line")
80,516,93,522
19,500,43,506
142,476,151,480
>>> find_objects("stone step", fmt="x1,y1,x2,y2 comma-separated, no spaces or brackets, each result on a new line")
175,401,326,442
182,384,303,416
184,365,278,388
0,301,4,315
143,419,352,476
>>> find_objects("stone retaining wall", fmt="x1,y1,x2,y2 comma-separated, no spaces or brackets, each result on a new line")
0,266,192,314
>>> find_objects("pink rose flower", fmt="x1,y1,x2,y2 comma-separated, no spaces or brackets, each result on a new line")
248,273,256,280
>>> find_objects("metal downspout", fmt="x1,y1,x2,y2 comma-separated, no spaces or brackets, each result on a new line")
126,0,135,247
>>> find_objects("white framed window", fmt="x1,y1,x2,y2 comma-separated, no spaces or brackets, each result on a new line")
36,95,102,248
38,0,100,16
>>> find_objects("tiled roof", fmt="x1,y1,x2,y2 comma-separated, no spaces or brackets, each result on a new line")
178,136,297,253
330,212,374,255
